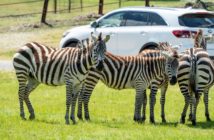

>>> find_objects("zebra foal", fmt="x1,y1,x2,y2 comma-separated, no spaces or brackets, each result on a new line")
77,43,179,122
13,33,109,124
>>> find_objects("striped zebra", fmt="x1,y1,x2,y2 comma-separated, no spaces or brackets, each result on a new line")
148,29,207,124
13,33,109,124
178,47,214,125
77,43,179,122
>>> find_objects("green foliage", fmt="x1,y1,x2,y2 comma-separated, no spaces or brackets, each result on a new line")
1,71,214,139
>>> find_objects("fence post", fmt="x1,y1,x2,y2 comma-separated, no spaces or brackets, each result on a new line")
98,0,103,15
54,0,57,13
68,0,71,12
145,0,150,7
119,0,121,7
80,0,83,11
41,0,49,24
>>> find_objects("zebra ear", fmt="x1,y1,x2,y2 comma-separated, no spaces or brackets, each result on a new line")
104,35,110,43
91,32,97,41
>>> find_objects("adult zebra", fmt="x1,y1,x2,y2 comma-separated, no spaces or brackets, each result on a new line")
178,47,214,125
13,33,109,124
77,43,179,122
148,29,207,124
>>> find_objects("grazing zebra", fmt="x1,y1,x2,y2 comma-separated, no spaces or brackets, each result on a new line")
77,43,179,122
13,33,109,124
178,47,214,125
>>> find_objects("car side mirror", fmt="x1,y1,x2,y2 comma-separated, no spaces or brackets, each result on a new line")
91,21,98,28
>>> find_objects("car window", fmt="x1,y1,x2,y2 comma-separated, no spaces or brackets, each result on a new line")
122,12,149,26
179,13,214,28
148,13,167,26
98,12,125,28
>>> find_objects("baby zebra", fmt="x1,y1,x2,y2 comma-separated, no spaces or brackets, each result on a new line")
178,48,214,125
13,33,109,124
77,43,179,122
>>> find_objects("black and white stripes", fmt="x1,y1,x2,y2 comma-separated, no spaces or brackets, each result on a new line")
13,34,109,124
77,43,179,122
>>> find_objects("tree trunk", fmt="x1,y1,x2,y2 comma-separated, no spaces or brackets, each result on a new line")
145,0,150,7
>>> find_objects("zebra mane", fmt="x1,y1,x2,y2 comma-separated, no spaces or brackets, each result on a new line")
158,42,179,58
194,29,206,50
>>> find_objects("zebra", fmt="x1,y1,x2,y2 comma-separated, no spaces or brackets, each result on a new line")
178,47,214,125
13,33,109,124
148,29,207,124
77,43,179,122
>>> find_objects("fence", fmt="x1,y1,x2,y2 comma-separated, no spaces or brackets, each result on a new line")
0,0,129,18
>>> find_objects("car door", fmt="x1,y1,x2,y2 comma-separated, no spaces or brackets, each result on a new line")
116,11,150,55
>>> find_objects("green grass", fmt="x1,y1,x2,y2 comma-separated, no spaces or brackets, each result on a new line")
1,71,214,139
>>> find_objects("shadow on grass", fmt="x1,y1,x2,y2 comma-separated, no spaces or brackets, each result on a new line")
186,120,214,129
33,119,61,125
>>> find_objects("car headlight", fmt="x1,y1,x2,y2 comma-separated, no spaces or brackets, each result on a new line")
62,31,70,38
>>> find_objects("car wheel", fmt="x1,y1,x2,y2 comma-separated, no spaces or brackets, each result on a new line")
64,42,78,48
139,45,158,53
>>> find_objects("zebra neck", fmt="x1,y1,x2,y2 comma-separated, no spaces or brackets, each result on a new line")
77,45,94,72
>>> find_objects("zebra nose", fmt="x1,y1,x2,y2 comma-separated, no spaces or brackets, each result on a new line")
170,76,177,85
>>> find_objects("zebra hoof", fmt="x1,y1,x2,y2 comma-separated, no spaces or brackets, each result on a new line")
77,114,83,120
29,114,35,120
188,114,192,121
180,118,185,124
192,120,196,126
162,118,167,123
65,120,70,125
85,115,90,121
150,117,155,124
207,117,211,122
134,116,141,122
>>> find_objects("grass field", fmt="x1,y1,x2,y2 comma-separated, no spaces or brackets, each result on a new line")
1,71,214,139
1,0,214,139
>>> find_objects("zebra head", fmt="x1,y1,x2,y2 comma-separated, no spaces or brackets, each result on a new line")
159,42,179,85
91,33,110,71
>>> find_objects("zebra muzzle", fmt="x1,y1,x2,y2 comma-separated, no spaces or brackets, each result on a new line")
170,76,177,85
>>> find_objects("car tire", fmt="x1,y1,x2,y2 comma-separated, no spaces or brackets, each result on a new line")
139,45,158,53
64,42,78,48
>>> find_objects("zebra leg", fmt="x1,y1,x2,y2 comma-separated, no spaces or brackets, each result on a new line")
142,90,147,122
134,87,144,122
180,94,190,124
160,83,168,123
204,90,211,121
70,84,82,124
18,83,27,120
77,86,84,120
149,88,157,124
65,80,73,125
188,101,193,121
83,93,92,121
24,79,39,120
83,83,97,121
191,96,200,126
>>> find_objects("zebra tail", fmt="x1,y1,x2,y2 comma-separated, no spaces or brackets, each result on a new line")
189,48,199,99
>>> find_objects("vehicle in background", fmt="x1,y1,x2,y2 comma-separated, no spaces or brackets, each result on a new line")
60,7,214,56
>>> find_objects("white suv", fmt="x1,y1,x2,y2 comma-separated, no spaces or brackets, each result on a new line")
60,7,214,56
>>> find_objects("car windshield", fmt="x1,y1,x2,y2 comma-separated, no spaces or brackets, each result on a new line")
179,13,214,28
